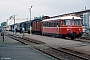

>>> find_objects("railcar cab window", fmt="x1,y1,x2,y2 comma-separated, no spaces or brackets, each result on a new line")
76,19,81,25
71,20,75,25
63,20,70,25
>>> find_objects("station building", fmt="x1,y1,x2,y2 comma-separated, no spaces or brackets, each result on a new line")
51,9,90,19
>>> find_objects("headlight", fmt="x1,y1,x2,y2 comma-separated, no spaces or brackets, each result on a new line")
79,29,81,30
67,29,69,31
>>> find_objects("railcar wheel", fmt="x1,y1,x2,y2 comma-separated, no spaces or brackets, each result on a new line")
61,35,66,39
42,33,45,36
71,36,75,40
71,33,76,40
71,37,75,40
42,33,44,36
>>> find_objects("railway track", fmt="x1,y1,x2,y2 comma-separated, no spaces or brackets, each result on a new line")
39,34,90,44
75,38,90,43
6,34,90,60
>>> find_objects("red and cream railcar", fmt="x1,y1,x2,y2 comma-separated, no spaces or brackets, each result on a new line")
42,16,83,39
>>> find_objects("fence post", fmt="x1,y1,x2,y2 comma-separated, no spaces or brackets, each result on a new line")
2,33,4,41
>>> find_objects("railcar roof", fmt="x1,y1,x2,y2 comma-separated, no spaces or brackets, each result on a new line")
32,19,42,22
42,16,81,21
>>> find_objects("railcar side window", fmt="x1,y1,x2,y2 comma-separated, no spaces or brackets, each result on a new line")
43,21,59,27
54,21,58,27
43,22,44,27
47,22,49,27
43,22,46,27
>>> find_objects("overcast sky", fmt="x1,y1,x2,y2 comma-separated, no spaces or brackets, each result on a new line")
0,0,90,24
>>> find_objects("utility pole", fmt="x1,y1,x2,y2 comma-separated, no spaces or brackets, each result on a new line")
14,15,15,26
85,6,86,10
10,14,16,29
28,6,33,35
